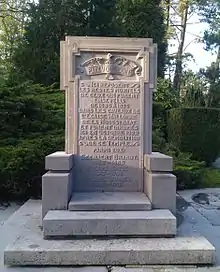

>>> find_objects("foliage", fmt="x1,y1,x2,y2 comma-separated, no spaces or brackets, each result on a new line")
165,143,205,190
0,81,64,146
0,135,64,200
116,0,167,77
196,0,220,51
198,65,220,108
195,0,220,108
180,70,207,107
152,78,178,151
154,77,178,109
201,168,220,188
12,0,167,85
0,81,64,199
152,101,167,151
0,0,33,79
167,107,220,164
11,0,86,85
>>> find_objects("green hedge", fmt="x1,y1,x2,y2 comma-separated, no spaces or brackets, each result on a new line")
0,81,65,200
167,107,220,164
0,135,64,200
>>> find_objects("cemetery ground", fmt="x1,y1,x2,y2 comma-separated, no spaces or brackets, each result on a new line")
1,188,220,272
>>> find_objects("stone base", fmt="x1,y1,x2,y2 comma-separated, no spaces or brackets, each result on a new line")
5,236,215,266
4,200,215,266
69,192,152,211
43,209,176,237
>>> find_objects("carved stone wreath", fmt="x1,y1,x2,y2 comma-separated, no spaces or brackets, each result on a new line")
81,53,142,79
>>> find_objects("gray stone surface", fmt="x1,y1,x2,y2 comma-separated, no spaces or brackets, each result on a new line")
42,171,73,218
177,189,220,266
45,151,74,171
4,200,215,266
1,267,108,272
68,192,152,211
43,209,176,237
144,171,176,214
62,37,157,191
178,189,220,226
113,267,220,272
3,194,220,270
144,152,173,172
0,203,21,226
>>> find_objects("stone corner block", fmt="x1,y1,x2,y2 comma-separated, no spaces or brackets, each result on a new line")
42,171,73,219
144,171,176,214
45,151,74,171
144,152,173,172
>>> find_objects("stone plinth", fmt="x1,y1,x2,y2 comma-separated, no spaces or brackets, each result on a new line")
144,153,176,214
68,192,152,211
4,200,215,266
43,209,176,237
42,152,74,218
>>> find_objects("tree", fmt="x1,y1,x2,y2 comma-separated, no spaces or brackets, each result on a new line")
116,0,167,77
172,0,189,93
163,0,205,93
0,80,65,199
0,0,32,79
180,70,207,107
11,0,117,85
12,0,167,85
196,0,220,107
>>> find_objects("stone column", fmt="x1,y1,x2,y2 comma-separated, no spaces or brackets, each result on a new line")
42,151,74,219
144,152,176,214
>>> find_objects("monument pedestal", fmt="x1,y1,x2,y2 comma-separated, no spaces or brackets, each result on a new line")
41,151,178,239
43,209,176,238
3,200,215,266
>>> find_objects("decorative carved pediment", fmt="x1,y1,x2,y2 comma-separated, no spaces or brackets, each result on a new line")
81,53,142,79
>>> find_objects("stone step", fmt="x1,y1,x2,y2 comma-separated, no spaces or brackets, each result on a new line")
43,209,176,237
68,192,152,211
3,200,216,266
4,236,215,266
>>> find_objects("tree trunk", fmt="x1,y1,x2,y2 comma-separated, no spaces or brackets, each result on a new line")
173,2,189,94
166,0,171,30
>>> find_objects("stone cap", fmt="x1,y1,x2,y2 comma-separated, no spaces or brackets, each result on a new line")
144,152,173,172
45,151,74,171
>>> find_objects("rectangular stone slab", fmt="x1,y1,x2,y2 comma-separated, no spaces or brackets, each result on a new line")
43,209,176,237
68,192,152,211
61,37,158,192
3,200,216,266
5,235,215,266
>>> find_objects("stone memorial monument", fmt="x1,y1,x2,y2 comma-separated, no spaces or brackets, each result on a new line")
42,36,177,221
4,36,215,266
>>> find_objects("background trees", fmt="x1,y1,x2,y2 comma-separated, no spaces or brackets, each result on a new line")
0,0,33,80
2,0,220,199
10,0,167,85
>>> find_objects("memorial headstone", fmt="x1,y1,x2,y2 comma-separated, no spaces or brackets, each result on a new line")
61,37,156,193
42,36,176,229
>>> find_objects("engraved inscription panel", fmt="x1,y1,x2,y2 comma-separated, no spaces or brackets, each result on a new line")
74,80,143,192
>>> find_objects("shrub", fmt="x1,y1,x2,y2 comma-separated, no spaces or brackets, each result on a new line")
0,81,64,146
0,135,64,200
201,168,220,188
167,107,220,164
165,144,205,190
0,81,65,200
154,78,178,109
152,78,178,150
